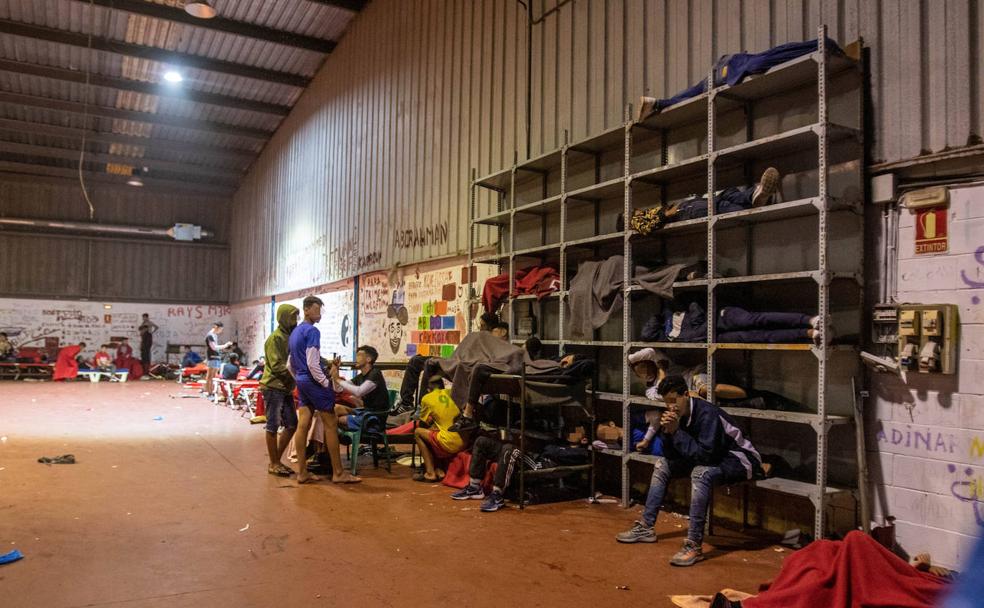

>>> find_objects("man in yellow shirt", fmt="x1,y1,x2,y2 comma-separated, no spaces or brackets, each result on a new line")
413,387,464,482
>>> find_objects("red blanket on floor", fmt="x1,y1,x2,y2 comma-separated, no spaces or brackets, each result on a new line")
744,531,948,608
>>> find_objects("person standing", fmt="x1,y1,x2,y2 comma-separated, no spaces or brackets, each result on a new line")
137,313,159,370
261,304,299,477
204,322,231,398
287,296,360,485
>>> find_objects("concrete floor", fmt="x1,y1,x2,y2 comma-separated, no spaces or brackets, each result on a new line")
0,381,786,608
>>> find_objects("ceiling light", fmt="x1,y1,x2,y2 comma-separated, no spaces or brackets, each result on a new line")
184,1,217,19
163,70,184,83
127,177,144,187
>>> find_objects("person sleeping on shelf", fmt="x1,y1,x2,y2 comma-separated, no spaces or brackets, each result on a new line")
641,303,826,345
616,375,764,568
627,168,781,235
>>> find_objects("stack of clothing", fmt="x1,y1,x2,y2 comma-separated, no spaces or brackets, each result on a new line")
482,265,561,313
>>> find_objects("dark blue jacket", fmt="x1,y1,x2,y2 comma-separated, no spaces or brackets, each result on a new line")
663,397,762,481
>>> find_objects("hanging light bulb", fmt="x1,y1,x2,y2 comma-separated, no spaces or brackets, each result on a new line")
163,69,184,83
184,1,217,19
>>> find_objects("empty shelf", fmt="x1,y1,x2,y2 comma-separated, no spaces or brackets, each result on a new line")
565,231,626,249
714,123,861,162
566,177,626,202
628,341,709,350
721,407,851,426
568,124,627,155
754,477,852,498
516,147,563,174
563,340,624,347
474,167,512,191
631,154,708,185
473,208,512,226
514,194,563,215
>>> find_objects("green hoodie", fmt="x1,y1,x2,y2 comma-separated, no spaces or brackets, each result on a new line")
259,303,299,392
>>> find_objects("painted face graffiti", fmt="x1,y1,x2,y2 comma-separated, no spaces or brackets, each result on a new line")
386,319,403,355
947,464,984,527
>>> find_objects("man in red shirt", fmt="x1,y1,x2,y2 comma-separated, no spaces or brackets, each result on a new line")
93,344,114,371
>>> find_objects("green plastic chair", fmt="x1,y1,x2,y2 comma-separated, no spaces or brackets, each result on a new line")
338,389,398,475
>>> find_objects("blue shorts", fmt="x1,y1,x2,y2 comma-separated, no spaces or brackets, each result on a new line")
296,379,335,412
344,409,367,431
262,388,298,433
207,358,222,369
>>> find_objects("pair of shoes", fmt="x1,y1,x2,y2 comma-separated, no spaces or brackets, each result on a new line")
38,454,76,465
480,490,505,512
268,463,293,477
450,484,485,501
751,167,780,207
448,415,478,433
670,539,704,566
615,521,657,543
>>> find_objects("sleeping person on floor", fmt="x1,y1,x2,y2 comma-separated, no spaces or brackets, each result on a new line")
616,375,763,568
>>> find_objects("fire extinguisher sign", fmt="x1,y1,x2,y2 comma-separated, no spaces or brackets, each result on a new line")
914,208,948,255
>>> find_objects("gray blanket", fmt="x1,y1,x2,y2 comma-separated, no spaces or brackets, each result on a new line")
566,256,685,340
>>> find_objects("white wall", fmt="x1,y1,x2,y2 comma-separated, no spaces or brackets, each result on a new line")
0,298,233,365
869,184,984,569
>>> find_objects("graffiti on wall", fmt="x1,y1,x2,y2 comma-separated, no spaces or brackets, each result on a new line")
393,221,449,249
358,262,494,363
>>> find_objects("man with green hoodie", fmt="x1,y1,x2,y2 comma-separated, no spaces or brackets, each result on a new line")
260,303,300,477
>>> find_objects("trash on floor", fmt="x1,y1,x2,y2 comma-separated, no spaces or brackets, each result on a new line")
38,454,75,465
0,549,24,565
239,524,250,532
153,416,164,421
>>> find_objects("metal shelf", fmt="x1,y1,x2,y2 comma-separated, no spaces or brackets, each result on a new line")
714,123,860,163
754,477,852,498
565,231,626,249
626,278,708,293
568,124,626,155
596,448,624,457
524,464,593,478
563,340,624,347
712,196,820,228
511,339,560,346
474,167,512,191
628,341,709,349
513,243,561,258
511,290,565,301
474,208,512,226
516,147,563,175
715,50,859,107
514,194,563,216
629,215,709,238
630,154,707,185
628,452,663,465
595,391,625,402
720,407,851,426
566,176,626,202
634,92,709,131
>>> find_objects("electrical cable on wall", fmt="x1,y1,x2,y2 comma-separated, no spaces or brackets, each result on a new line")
78,0,97,220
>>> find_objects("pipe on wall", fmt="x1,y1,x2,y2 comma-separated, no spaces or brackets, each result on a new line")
0,217,213,240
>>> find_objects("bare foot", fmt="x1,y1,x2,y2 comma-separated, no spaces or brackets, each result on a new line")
297,473,322,484
332,472,363,484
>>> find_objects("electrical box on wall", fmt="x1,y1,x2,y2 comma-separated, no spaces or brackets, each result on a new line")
896,304,959,374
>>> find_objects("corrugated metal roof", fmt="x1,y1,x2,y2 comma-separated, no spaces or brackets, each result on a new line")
0,0,360,195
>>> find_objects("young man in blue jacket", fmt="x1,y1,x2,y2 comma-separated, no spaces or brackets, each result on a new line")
616,375,762,567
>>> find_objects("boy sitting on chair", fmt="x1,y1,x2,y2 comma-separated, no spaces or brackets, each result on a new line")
616,375,762,568
331,345,390,431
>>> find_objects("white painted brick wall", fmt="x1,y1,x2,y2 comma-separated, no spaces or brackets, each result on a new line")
871,183,984,570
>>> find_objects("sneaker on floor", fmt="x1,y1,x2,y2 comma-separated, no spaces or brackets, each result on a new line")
480,490,505,512
615,521,657,544
450,484,485,501
751,167,780,207
670,539,704,566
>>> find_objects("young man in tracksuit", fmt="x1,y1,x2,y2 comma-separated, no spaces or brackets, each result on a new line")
287,296,361,485
616,375,762,567
260,303,299,477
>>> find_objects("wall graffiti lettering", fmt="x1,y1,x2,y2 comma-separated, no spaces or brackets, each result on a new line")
959,245,984,289
876,427,956,454
394,221,449,249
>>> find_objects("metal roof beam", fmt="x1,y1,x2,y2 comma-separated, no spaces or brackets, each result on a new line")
304,0,367,12
0,19,310,88
0,91,272,141
0,117,258,161
0,160,236,196
0,59,291,117
0,140,243,182
67,0,336,54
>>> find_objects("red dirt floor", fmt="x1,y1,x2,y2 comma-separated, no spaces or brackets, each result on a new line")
0,381,787,608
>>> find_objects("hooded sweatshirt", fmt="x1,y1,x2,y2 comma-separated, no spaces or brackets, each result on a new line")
260,304,298,393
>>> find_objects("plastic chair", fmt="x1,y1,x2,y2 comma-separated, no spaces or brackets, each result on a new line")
338,390,398,475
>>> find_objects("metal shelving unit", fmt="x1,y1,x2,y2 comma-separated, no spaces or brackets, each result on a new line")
468,27,863,539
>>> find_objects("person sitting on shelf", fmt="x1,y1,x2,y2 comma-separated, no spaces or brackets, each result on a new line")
628,348,746,402
220,353,241,380
0,332,14,362
181,346,203,368
246,357,264,380
413,383,465,482
630,168,781,235
616,375,763,568
93,344,114,372
449,434,521,513
642,304,824,345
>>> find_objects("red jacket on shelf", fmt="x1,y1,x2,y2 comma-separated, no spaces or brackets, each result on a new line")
482,266,561,313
